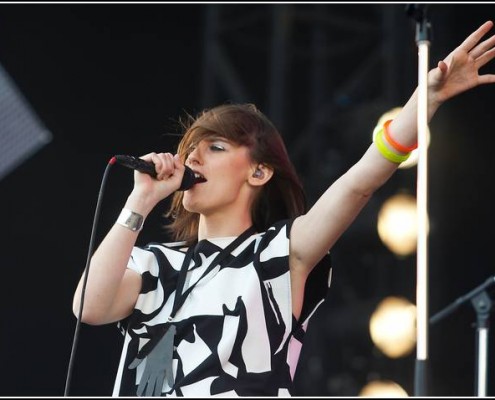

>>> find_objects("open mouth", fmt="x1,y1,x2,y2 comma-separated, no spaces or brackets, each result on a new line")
193,171,207,184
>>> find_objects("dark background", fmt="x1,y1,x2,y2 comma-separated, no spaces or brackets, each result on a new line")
1,2,495,397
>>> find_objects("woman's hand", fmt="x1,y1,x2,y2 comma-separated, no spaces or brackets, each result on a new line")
429,20,495,106
128,152,186,215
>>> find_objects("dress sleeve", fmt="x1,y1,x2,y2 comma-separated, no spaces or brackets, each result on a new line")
258,218,332,320
127,246,160,276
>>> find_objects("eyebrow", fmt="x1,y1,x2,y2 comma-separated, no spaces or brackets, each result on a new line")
204,136,232,144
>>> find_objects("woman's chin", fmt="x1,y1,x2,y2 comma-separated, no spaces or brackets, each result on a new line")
182,198,199,214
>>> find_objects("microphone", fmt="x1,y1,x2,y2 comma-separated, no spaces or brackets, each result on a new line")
112,154,196,191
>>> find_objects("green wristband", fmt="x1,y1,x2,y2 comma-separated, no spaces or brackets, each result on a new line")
374,128,411,164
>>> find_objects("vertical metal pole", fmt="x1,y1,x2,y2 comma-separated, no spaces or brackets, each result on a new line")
471,291,491,397
415,38,430,396
406,4,432,395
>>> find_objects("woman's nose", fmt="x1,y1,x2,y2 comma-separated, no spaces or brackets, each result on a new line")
186,146,201,166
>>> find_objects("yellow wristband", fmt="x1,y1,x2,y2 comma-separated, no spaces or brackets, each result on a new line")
374,128,411,164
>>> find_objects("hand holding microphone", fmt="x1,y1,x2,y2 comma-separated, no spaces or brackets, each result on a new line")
112,154,197,191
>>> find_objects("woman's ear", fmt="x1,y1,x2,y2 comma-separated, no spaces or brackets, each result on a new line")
248,163,274,186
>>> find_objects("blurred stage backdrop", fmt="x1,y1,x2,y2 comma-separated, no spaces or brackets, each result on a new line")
1,2,494,397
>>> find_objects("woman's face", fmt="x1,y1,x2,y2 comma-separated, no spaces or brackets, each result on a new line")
182,136,256,216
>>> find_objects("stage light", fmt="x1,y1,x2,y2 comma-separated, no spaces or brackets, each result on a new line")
377,193,425,257
0,62,52,181
359,379,409,397
369,296,416,359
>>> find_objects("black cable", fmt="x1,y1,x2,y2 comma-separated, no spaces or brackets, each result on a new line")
64,157,117,396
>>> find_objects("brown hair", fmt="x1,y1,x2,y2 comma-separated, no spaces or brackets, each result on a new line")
165,103,306,243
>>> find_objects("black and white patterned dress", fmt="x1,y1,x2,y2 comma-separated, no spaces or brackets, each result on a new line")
113,219,332,397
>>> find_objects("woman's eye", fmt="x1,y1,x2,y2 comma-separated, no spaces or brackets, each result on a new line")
210,144,225,151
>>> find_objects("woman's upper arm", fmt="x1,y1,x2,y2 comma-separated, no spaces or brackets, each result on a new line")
290,146,396,275
109,268,142,323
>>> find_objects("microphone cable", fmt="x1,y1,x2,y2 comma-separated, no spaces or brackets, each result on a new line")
64,156,117,396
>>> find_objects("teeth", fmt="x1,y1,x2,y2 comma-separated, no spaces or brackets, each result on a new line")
193,172,206,182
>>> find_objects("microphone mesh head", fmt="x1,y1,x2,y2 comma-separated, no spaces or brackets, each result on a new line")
179,167,196,191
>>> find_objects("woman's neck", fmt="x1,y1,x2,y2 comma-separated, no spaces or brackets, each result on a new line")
197,213,253,241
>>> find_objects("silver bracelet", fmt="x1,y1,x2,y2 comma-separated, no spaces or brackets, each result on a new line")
116,208,144,232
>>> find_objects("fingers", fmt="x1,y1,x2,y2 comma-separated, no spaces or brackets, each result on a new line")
469,33,495,60
173,153,184,169
475,44,495,70
136,372,149,397
152,153,176,181
427,60,447,86
145,373,158,396
140,152,178,181
459,20,494,53
154,374,165,396
437,60,448,75
477,67,495,86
